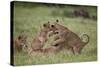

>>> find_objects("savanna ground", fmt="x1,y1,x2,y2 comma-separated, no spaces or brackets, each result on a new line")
13,1,97,66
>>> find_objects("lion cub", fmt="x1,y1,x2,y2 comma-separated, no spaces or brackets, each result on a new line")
50,20,89,54
13,31,27,52
29,22,52,54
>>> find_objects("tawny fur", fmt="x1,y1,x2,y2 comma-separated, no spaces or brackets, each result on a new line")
13,31,27,52
49,20,89,54
29,22,52,54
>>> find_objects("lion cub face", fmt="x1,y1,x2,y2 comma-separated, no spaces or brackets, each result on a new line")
14,31,27,52
49,20,70,37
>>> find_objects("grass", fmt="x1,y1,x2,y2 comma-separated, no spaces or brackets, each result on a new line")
13,1,97,66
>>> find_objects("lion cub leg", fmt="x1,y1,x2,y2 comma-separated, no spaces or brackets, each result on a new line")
53,35,60,41
51,39,65,51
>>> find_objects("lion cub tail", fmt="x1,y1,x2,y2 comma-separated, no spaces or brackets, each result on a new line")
81,34,89,45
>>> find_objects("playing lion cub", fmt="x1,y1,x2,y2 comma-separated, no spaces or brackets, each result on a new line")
29,22,53,54
49,20,89,54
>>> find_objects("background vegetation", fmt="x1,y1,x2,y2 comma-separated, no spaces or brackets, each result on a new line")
13,1,97,66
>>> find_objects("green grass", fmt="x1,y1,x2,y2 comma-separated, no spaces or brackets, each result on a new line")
13,2,97,66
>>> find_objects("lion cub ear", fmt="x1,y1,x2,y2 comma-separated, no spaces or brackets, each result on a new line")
48,21,50,24
18,35,22,40
54,19,59,24
56,19,59,22
43,23,47,27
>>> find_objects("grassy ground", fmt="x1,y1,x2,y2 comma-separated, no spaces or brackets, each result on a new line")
13,1,97,66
